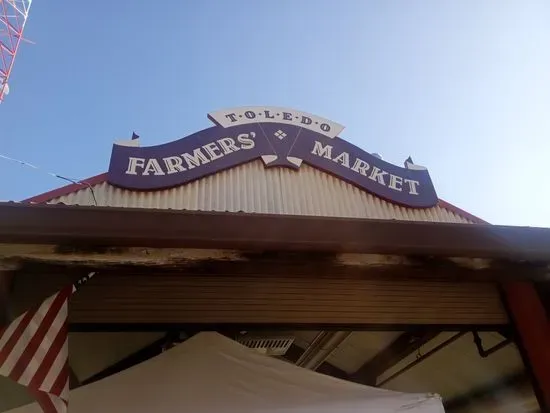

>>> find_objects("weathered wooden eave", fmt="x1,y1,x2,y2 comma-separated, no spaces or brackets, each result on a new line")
0,203,549,283
0,203,550,259
0,245,548,284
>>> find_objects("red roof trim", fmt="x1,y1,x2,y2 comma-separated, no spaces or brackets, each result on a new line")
23,173,108,204
437,199,489,224
22,172,488,224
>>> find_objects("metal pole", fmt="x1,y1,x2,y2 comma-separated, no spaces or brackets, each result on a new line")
296,331,351,370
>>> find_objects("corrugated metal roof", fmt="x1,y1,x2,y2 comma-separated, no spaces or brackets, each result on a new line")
44,160,476,224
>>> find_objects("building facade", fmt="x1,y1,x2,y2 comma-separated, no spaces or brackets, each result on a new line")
1,107,549,412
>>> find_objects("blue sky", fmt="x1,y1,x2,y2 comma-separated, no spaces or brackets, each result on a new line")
1,1,549,227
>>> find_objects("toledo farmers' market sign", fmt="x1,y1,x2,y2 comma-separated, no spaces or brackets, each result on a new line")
107,107,438,208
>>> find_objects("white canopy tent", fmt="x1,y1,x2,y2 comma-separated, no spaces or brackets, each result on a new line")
8,332,445,413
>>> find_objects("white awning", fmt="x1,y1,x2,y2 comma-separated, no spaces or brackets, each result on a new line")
7,332,444,413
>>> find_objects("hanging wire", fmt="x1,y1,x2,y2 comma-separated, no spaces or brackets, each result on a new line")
0,153,98,206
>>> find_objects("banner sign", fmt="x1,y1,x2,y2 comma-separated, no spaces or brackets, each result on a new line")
108,106,438,208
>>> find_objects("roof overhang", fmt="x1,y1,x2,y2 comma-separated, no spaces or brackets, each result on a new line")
0,202,549,281
0,204,546,412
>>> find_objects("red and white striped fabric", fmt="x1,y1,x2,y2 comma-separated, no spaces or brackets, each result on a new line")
0,273,94,413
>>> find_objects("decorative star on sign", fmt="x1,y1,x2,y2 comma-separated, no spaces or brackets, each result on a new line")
274,129,287,140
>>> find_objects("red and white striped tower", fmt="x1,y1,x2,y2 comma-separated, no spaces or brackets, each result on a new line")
0,0,32,103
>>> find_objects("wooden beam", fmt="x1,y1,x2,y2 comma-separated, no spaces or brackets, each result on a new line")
502,282,550,411
67,322,504,334
3,250,546,285
1,203,550,262
350,331,440,385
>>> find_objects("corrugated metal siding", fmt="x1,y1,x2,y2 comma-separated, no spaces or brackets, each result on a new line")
48,160,474,223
